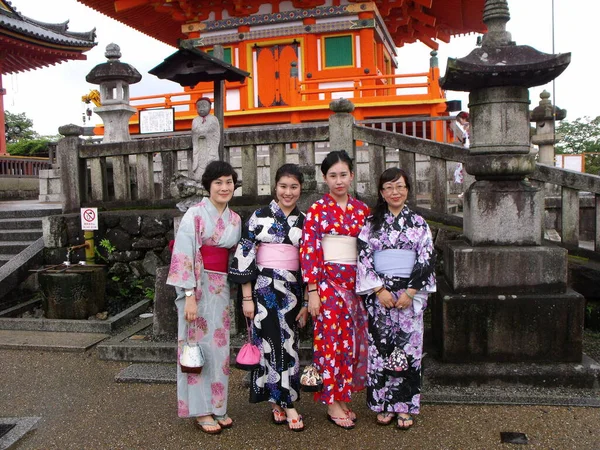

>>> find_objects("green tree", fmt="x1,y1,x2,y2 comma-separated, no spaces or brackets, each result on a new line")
4,110,57,157
4,110,38,142
556,116,600,175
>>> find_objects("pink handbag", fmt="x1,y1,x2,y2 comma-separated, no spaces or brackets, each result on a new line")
235,319,260,370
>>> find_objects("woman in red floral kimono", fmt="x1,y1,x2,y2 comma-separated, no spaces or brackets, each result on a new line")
300,150,369,430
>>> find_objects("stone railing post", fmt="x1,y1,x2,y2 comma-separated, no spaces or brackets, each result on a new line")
329,98,357,192
328,98,355,157
58,124,84,213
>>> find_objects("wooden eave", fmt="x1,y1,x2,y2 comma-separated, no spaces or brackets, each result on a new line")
0,0,96,74
76,0,486,50
0,34,88,74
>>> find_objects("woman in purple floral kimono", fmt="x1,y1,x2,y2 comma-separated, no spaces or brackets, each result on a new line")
167,161,241,435
356,167,436,430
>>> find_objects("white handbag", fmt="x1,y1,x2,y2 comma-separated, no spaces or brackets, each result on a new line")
180,323,204,374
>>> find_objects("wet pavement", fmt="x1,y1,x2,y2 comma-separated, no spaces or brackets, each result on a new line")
1,348,600,450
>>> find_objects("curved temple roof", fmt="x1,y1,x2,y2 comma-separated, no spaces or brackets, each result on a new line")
75,0,486,50
0,0,97,74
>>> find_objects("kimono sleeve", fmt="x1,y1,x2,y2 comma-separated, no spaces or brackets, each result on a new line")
166,208,202,290
356,219,384,295
407,218,436,293
229,211,259,284
300,202,323,284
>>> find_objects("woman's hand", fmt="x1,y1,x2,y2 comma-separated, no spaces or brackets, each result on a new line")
296,306,309,328
395,290,415,310
376,289,395,309
308,291,320,319
242,299,255,320
184,296,197,322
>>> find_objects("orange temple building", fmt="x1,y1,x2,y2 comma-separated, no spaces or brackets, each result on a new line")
77,0,486,133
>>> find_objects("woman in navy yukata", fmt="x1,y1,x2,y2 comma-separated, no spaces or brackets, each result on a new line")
230,164,308,432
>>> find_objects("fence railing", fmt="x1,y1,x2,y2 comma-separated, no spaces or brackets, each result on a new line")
57,110,599,258
0,156,50,178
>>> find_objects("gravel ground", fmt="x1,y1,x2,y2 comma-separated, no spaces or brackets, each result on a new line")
1,349,600,450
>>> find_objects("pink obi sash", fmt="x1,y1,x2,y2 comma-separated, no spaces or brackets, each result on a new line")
200,246,229,273
256,243,300,271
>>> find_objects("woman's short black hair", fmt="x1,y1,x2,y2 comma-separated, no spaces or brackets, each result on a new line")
369,167,410,230
201,160,238,191
275,163,304,185
321,149,353,176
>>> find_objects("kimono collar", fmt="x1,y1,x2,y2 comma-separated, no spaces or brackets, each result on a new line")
202,197,230,222
386,204,409,220
324,192,355,207
269,199,299,220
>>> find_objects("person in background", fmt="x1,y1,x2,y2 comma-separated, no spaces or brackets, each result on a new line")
229,163,308,432
451,111,470,198
300,150,370,430
356,167,436,430
167,160,242,435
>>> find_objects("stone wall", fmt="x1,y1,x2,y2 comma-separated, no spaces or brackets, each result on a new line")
0,177,39,200
42,210,181,304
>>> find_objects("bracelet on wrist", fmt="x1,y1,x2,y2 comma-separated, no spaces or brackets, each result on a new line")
405,291,415,300
375,287,385,296
308,289,317,293
302,301,308,307
242,295,252,299
242,298,253,302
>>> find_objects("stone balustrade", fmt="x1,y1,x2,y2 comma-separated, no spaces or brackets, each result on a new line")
56,107,600,258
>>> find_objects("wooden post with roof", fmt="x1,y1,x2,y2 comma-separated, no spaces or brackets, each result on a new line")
0,0,96,155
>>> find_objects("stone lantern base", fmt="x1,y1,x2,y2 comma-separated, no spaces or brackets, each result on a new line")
431,278,585,363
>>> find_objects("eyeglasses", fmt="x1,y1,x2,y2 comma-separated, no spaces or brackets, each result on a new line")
382,184,408,193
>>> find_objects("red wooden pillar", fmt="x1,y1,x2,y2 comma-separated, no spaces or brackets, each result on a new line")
0,61,8,155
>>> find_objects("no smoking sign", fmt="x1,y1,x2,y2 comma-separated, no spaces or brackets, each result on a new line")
81,208,99,230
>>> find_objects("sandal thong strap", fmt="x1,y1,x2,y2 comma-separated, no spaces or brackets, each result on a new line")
196,419,219,426
214,414,230,421
397,415,414,428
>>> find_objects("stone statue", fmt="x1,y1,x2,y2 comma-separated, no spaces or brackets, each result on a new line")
191,97,220,181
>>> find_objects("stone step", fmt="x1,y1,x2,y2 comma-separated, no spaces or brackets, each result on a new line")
0,254,11,267
0,218,43,230
0,208,61,220
0,241,36,255
0,329,109,352
0,229,43,241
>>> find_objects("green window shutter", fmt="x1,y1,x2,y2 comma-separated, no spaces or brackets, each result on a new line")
207,48,233,64
324,36,353,67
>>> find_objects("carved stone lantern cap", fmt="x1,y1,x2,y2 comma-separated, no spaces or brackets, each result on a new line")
85,43,142,85
440,0,570,91
530,90,567,122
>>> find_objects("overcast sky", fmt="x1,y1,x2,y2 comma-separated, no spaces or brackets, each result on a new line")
4,0,595,136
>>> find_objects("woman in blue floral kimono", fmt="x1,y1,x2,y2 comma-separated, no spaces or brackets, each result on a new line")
229,164,308,432
356,167,436,430
167,161,241,435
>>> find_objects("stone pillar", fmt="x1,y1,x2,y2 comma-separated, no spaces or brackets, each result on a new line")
437,0,583,363
0,68,7,156
58,124,84,214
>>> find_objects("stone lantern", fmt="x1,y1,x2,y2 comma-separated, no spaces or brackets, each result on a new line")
530,90,567,166
435,0,585,364
85,43,141,142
